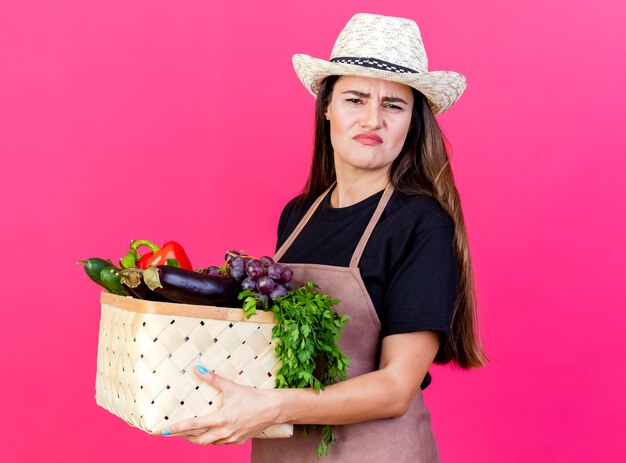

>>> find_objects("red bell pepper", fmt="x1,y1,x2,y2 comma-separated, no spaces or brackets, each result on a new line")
121,240,193,270
136,240,193,270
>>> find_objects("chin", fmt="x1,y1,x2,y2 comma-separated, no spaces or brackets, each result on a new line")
352,162,389,172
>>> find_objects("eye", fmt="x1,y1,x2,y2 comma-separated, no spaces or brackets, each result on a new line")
345,98,364,104
382,103,403,110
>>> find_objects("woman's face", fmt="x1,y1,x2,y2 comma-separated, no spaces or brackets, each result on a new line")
325,75,414,177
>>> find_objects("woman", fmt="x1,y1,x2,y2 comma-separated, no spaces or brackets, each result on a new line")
163,13,486,462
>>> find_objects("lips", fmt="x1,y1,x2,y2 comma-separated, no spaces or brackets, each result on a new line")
353,133,383,146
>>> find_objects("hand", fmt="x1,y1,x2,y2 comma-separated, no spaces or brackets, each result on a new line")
160,365,279,446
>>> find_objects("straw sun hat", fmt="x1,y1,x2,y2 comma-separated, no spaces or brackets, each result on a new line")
292,13,467,116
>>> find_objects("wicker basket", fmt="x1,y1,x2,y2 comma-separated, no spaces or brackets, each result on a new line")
95,292,293,438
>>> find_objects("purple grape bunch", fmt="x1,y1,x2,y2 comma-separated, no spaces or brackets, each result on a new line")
225,250,293,303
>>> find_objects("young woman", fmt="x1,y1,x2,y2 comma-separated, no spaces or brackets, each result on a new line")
163,13,487,462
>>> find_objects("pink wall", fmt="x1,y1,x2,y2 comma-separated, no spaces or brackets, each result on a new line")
1,1,625,461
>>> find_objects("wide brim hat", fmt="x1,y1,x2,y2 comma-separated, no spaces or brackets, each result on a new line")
292,13,467,116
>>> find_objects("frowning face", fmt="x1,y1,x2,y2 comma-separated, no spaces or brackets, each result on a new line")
325,75,414,177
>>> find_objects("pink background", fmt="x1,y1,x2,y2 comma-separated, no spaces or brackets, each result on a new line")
1,0,625,461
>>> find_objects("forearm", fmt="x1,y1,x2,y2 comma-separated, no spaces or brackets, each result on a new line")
271,368,414,426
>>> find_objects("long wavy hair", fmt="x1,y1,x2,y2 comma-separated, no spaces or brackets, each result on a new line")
302,75,486,369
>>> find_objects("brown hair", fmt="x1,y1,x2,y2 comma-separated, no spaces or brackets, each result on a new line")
303,76,487,369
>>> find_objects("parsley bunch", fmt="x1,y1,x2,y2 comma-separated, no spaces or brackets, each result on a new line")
240,282,350,458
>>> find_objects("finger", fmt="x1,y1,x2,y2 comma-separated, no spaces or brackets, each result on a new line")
183,434,205,445
185,430,229,446
214,437,247,446
194,365,232,391
160,413,223,436
171,427,209,437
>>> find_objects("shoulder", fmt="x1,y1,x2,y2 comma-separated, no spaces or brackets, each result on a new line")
279,193,311,224
276,193,315,250
385,191,453,232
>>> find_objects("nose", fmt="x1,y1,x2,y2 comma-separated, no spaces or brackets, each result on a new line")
360,103,382,130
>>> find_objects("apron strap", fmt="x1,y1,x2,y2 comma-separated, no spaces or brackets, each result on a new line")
349,183,395,268
274,184,335,262
274,182,395,267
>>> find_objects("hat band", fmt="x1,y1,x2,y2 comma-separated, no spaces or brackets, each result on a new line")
330,57,418,74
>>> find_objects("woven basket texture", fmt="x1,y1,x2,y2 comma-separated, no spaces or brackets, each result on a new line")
95,293,293,438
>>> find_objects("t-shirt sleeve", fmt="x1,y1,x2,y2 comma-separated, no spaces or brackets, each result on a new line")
276,195,306,252
381,225,458,352
276,202,292,251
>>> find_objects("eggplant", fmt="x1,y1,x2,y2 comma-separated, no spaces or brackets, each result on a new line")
119,268,171,302
143,265,239,306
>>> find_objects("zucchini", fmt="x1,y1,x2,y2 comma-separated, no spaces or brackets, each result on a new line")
78,257,113,287
100,266,127,296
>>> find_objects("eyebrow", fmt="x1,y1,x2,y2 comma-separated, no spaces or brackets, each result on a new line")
341,90,409,105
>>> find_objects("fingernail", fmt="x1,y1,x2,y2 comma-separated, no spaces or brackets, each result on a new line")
162,428,171,436
196,365,208,375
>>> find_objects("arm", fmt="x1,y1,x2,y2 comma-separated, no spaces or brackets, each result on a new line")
163,330,439,445
274,330,439,425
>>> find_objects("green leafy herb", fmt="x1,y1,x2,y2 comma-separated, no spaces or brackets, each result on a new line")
239,283,350,458
238,290,265,318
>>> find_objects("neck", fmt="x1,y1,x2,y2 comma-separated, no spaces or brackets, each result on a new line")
330,168,390,208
